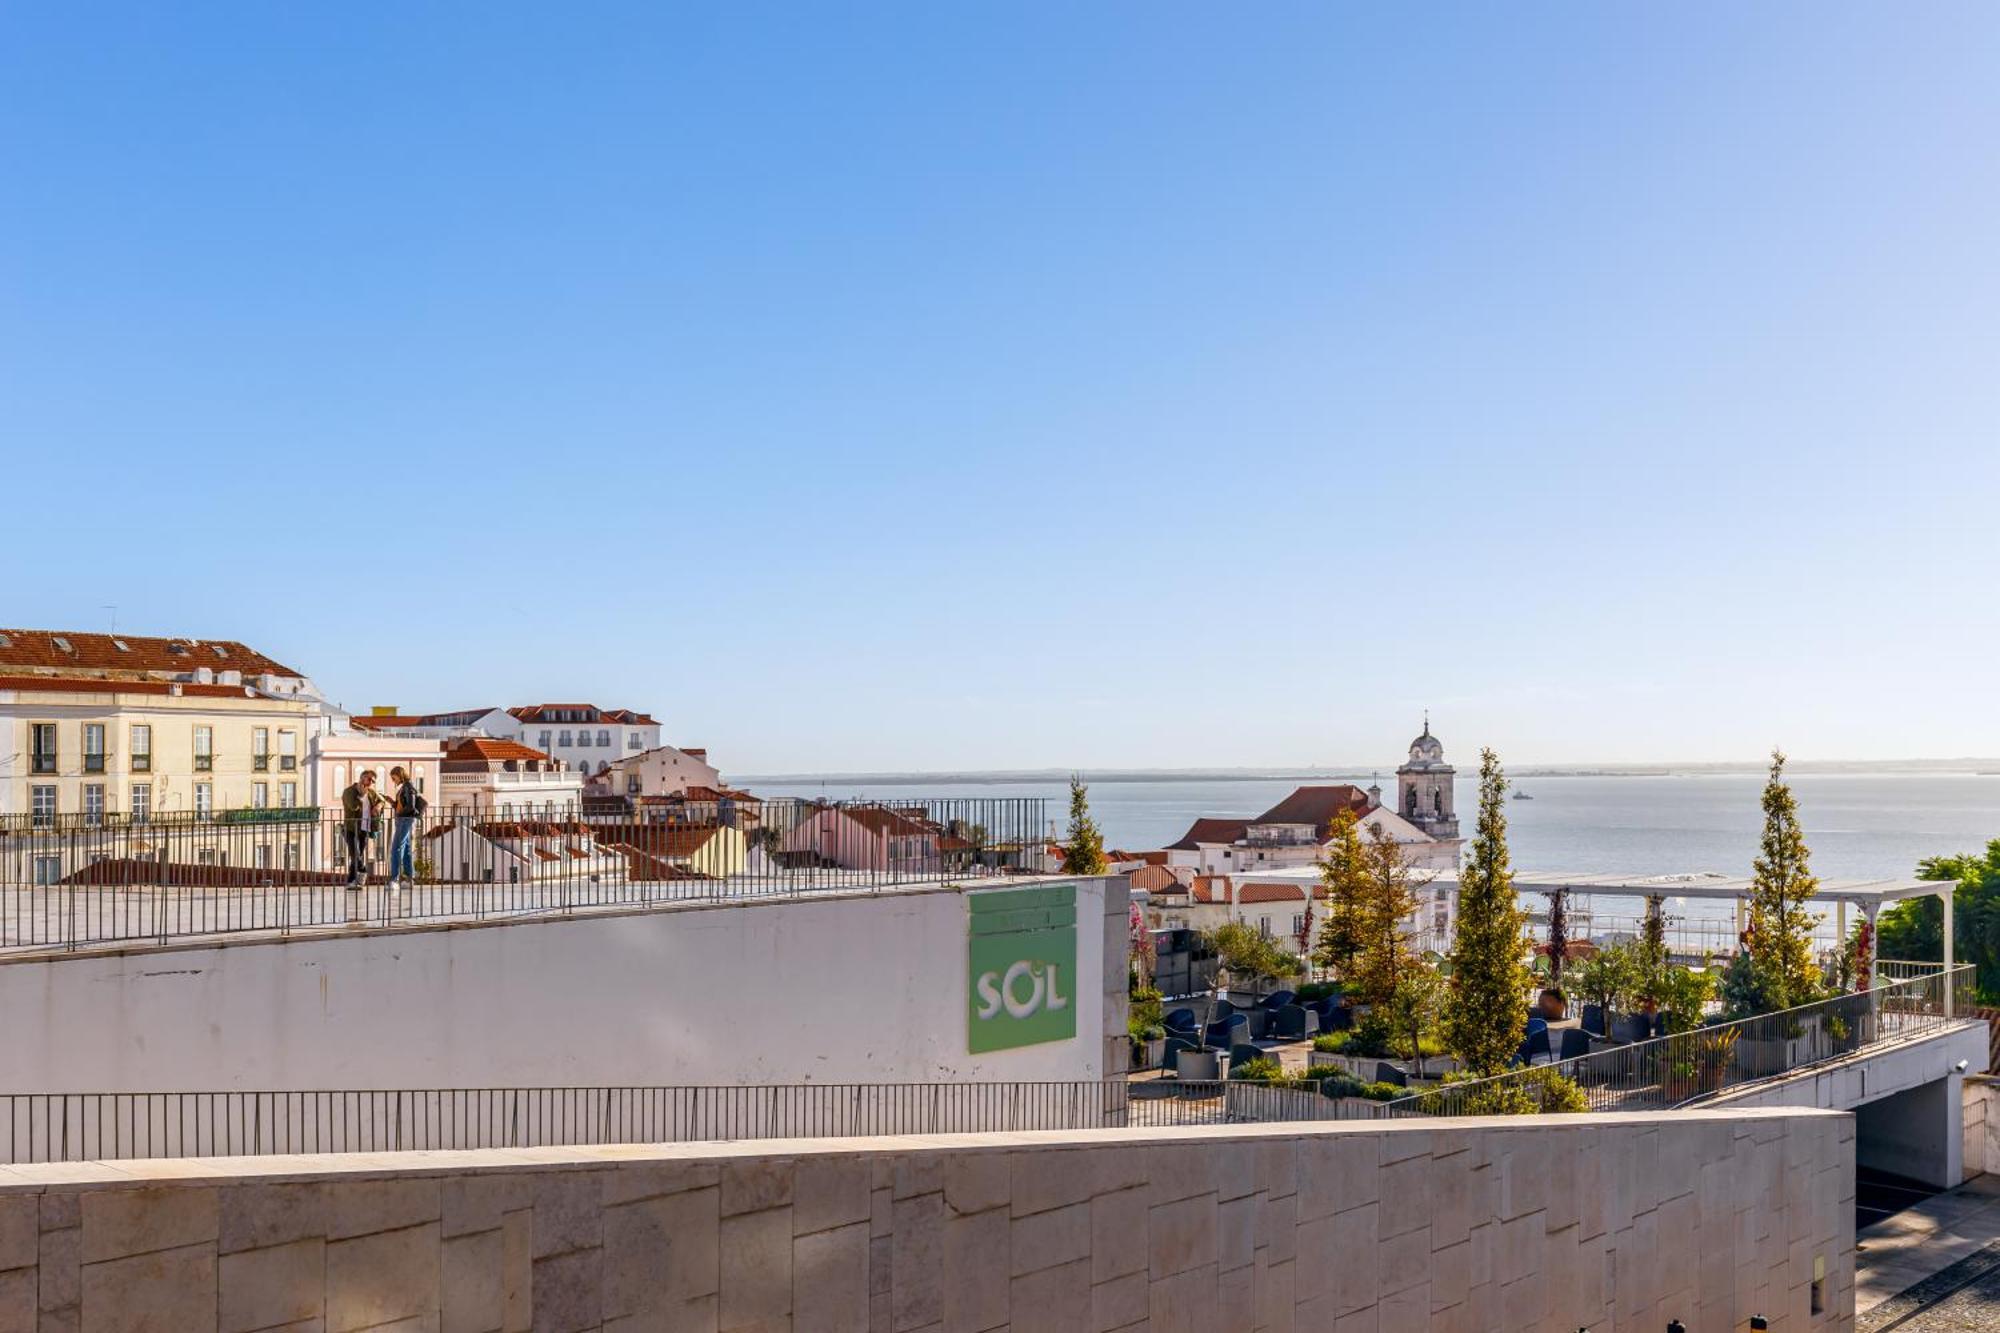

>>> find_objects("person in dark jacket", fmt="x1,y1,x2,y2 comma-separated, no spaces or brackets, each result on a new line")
340,770,391,889
386,765,427,892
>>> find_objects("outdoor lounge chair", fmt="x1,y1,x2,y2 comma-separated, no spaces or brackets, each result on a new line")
1260,990,1297,1012
1229,1042,1266,1070
1580,1004,1606,1036
1320,1005,1354,1033
1163,1008,1199,1036
1373,1062,1408,1087
1515,1024,1552,1067
1556,1027,1592,1062
1272,1004,1319,1040
1205,1015,1249,1049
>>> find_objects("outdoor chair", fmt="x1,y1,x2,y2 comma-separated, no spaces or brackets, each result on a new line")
1556,1027,1592,1062
1514,1023,1552,1067
1205,1015,1249,1049
1228,1042,1266,1070
1580,1004,1606,1037
1243,1009,1273,1040
1321,1005,1354,1033
1260,990,1297,1012
1164,1035,1202,1064
1373,1062,1408,1087
1272,1004,1319,1040
1610,1015,1648,1044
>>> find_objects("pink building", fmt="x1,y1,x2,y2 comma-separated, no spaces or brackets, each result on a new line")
777,804,947,873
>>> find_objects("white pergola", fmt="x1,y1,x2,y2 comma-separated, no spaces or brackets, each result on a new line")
1231,866,1956,1012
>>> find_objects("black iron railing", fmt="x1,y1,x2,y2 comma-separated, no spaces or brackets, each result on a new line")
1377,964,1975,1118
0,1078,1379,1164
0,797,1051,953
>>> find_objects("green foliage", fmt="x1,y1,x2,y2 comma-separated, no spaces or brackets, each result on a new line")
1638,894,1669,1002
1460,1067,1591,1116
1382,964,1448,1076
1878,842,2000,1000
1296,1064,1347,1082
1059,775,1107,876
1652,966,1717,1035
1444,750,1533,1076
1295,981,1344,1003
1128,986,1164,1032
1229,1057,1287,1083
1206,921,1301,983
1544,887,1570,985
1313,811,1370,983
1741,751,1824,1011
1570,942,1645,1015
1719,950,1783,1020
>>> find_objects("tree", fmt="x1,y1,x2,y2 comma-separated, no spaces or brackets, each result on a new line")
1059,775,1107,876
1637,894,1668,1004
1382,963,1447,1079
1350,821,1427,1007
1741,750,1822,1011
1207,921,1298,983
1879,841,2000,998
1444,749,1532,1076
1544,887,1569,986
1313,811,1369,980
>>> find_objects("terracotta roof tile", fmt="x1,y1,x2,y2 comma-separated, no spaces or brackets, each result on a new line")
1254,785,1372,831
443,737,555,764
0,674,268,701
1164,817,1250,852
0,628,300,677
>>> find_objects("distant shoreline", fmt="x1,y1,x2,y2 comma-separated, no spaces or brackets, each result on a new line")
739,760,2000,786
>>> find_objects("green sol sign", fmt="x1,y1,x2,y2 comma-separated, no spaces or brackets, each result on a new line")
968,884,1078,1053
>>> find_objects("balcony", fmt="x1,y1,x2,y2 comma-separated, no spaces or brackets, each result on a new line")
131,755,151,773
31,755,56,775
253,756,270,772
84,754,106,774
194,756,214,772
280,757,297,772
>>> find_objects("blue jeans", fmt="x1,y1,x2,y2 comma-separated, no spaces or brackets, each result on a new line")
390,817,416,883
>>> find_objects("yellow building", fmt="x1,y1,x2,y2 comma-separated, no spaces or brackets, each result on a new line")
0,629,319,826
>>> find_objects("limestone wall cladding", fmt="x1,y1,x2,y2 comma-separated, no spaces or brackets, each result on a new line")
0,1108,1852,1332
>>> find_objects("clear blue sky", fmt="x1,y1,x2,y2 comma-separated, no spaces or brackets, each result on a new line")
4,5,1997,773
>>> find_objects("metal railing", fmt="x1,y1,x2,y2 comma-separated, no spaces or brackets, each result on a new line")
0,797,1050,954
0,1078,1372,1164
1379,964,1975,1118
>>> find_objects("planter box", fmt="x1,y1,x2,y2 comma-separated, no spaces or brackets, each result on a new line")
1175,1049,1224,1082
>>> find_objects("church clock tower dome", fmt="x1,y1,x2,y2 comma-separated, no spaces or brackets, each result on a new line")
1395,713,1459,839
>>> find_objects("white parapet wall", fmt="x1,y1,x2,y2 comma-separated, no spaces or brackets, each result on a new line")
0,1107,1856,1331
0,876,1130,1092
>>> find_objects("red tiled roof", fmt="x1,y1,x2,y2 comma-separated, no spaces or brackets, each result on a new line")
0,675,267,700
674,786,759,803
1164,818,1250,852
839,806,935,838
1254,786,1372,831
1237,882,1308,904
1191,875,1231,905
353,709,495,731
506,704,660,726
0,628,301,678
443,737,554,765
604,843,711,882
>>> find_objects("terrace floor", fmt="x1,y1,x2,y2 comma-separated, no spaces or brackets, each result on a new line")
1857,1175,2000,1328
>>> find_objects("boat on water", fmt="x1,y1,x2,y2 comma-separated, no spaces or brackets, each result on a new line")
1513,790,1535,800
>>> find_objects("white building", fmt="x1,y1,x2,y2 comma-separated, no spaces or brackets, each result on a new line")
1162,784,1459,877
590,744,722,801
354,703,664,784
437,737,583,816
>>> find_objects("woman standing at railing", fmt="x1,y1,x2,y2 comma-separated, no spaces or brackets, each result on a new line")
387,766,427,893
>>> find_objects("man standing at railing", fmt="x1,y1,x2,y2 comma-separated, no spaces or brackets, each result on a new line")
340,770,391,890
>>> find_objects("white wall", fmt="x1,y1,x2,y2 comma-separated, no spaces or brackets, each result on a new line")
0,876,1124,1093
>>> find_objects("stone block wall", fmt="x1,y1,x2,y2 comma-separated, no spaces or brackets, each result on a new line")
0,1107,1852,1332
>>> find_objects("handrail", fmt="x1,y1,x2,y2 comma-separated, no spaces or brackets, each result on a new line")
1379,964,1976,1118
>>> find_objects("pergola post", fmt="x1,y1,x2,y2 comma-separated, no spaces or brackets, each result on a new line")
1941,886,1956,1018
1734,896,1744,949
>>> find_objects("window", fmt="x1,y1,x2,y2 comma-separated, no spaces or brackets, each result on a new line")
196,848,219,867
628,733,641,750
576,731,591,748
30,785,56,828
131,785,152,824
193,726,214,772
83,785,105,826
195,783,213,818
30,723,56,774
596,730,611,747
278,782,297,809
130,724,152,772
626,776,641,795
284,842,300,870
278,730,297,771
252,782,269,809
539,731,552,751
83,724,106,773
558,731,573,748
33,856,62,886
252,727,270,771
255,844,272,870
